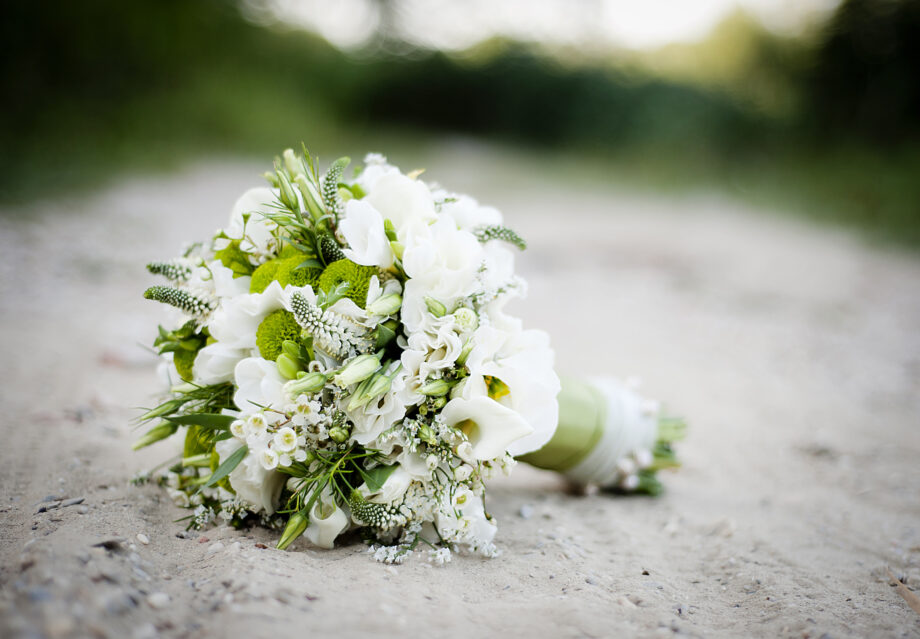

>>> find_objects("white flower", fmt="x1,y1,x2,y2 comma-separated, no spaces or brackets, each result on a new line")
355,153,400,192
339,199,394,268
435,485,496,546
230,419,247,440
402,217,483,302
304,487,350,549
358,465,412,504
193,342,245,385
462,326,560,457
434,191,503,231
215,439,284,514
440,396,533,461
233,358,287,416
364,172,437,239
273,427,298,453
259,448,279,470
223,187,281,257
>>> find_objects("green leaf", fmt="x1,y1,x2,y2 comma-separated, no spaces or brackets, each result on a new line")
357,463,397,493
164,413,235,430
202,446,248,490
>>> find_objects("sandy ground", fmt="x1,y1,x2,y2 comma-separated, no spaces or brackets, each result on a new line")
1,142,918,638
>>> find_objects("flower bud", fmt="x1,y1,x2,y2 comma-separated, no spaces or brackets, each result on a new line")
374,322,397,349
281,339,304,363
346,370,392,411
389,240,404,260
383,218,398,242
328,426,349,443
419,379,450,396
417,423,436,445
453,464,473,481
456,338,474,366
276,353,302,380
431,396,447,410
277,170,299,211
334,354,381,388
282,149,302,177
284,372,327,397
452,307,478,332
366,293,402,316
424,296,447,318
276,510,309,550
132,422,177,450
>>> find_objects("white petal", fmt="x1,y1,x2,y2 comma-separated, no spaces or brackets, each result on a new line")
440,396,533,461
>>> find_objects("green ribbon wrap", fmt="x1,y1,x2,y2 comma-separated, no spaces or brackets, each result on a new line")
518,376,608,473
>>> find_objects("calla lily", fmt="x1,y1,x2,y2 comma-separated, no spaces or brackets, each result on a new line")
304,487,350,549
358,465,412,504
440,396,533,461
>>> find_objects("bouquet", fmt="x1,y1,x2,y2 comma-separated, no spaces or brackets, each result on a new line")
137,147,683,563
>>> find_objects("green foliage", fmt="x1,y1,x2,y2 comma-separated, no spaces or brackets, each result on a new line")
214,239,254,277
255,309,302,361
317,259,376,308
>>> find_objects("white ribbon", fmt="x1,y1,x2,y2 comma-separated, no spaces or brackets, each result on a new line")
564,377,660,487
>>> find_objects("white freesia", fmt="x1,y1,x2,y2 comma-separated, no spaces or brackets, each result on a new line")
207,280,287,351
193,342,247,385
215,438,284,514
304,486,350,549
440,396,533,461
339,199,394,268
355,153,399,192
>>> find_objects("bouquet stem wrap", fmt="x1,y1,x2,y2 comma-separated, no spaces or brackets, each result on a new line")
521,377,678,492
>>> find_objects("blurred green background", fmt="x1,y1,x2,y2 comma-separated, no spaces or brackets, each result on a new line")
2,0,918,245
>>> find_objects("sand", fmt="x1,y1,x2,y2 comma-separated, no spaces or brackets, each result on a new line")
1,143,918,638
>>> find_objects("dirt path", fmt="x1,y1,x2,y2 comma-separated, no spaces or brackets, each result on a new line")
1,145,919,638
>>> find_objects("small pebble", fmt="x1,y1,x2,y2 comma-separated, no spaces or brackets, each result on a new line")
77,505,89,515
147,592,170,609
519,504,534,519
137,533,150,545
207,542,225,554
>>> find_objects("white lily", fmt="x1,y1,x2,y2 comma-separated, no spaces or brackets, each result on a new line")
440,396,533,461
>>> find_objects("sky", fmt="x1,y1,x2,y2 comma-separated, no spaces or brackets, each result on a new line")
256,0,842,51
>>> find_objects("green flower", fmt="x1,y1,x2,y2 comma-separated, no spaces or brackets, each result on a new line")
317,259,376,308
276,256,323,289
255,310,302,361
249,259,281,293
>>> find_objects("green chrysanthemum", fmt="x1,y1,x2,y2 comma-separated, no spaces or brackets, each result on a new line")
249,259,281,293
214,239,254,277
255,310,302,361
317,259,376,308
275,256,323,289
173,347,198,381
